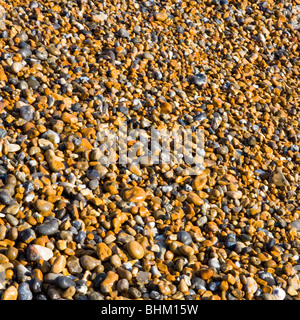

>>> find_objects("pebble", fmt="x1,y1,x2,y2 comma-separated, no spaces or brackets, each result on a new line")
101,271,119,293
55,276,76,290
96,243,112,261
18,282,33,300
177,231,193,245
122,187,147,203
34,200,54,213
127,241,144,259
0,190,13,205
67,257,82,275
19,228,36,243
79,255,100,271
117,278,129,293
245,277,258,297
35,219,59,235
2,285,18,300
32,244,53,261
51,255,67,274
225,233,237,250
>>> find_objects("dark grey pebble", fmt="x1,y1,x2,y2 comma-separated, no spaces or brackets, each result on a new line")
34,294,48,300
177,230,193,245
88,179,99,190
128,287,142,299
19,228,36,243
55,276,76,289
23,181,35,194
191,277,207,290
225,233,236,250
27,76,40,90
29,278,43,294
19,105,34,122
73,231,86,244
35,219,59,235
0,189,13,205
190,73,207,86
18,47,32,59
149,290,161,300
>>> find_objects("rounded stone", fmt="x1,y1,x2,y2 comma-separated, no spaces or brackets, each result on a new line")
5,247,18,260
177,231,193,245
18,282,33,300
55,276,76,290
51,255,67,274
127,241,145,259
35,219,59,235
34,200,54,213
0,190,13,205
122,187,147,203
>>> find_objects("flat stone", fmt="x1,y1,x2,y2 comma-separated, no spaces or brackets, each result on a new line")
186,192,203,206
136,271,150,284
3,203,20,215
7,144,21,152
290,219,300,231
67,256,82,275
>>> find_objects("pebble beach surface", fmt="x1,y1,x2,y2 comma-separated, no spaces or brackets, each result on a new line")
0,0,299,300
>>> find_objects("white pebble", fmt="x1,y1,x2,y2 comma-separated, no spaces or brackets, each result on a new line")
273,287,286,300
33,244,53,261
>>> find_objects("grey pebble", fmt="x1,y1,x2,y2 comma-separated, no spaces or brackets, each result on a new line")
35,219,59,235
177,230,193,245
55,276,76,289
18,282,33,300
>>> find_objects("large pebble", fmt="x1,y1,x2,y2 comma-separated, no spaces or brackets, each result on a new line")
122,187,146,203
18,282,33,300
55,276,76,289
127,241,145,259
32,244,53,261
35,219,59,235
34,199,54,213
0,190,13,205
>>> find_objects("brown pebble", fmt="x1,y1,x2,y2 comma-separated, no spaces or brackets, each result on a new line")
1,285,18,300
122,186,147,203
127,241,145,259
100,271,119,293
51,255,66,273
